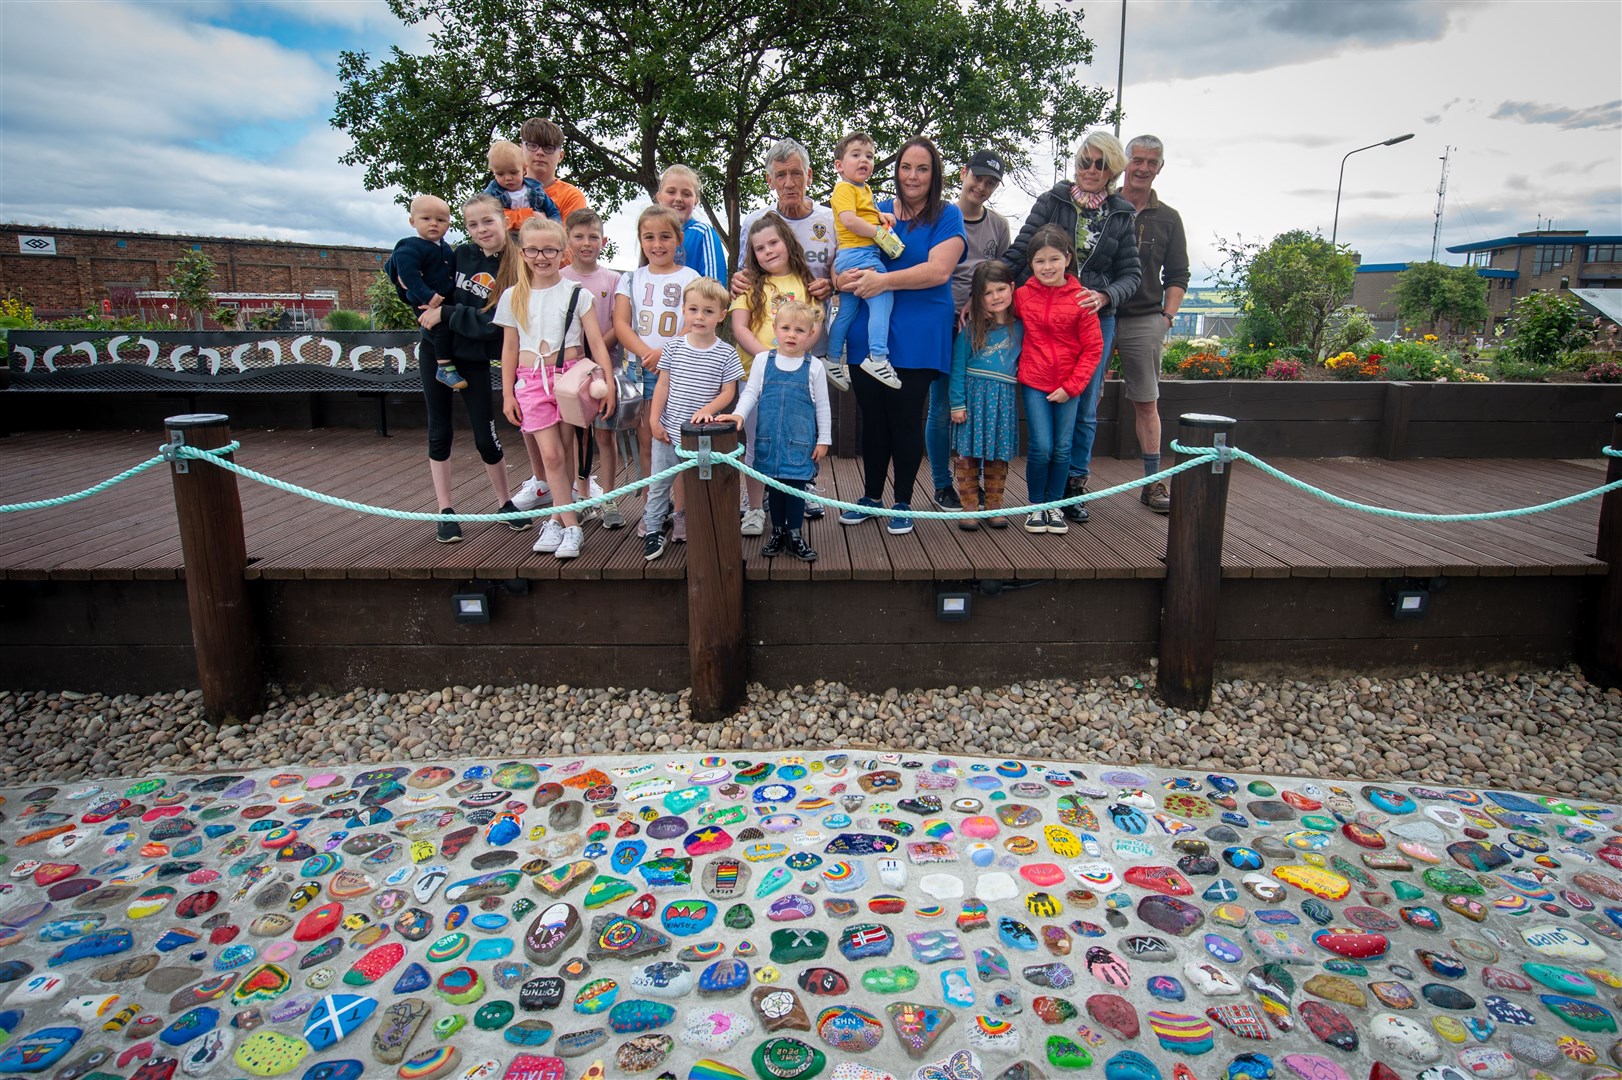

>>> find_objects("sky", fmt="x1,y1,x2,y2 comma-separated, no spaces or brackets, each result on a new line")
2,0,1618,288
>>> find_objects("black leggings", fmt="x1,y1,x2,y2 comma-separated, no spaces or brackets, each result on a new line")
853,366,934,506
769,478,809,530
421,348,502,464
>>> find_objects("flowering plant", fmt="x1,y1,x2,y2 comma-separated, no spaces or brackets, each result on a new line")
1263,358,1304,381
1583,360,1622,384
1178,352,1231,379
1326,351,1385,380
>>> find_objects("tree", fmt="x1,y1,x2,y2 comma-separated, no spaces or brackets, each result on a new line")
366,272,418,331
333,0,1111,262
1214,230,1355,358
1392,261,1488,338
1499,290,1592,367
166,249,216,331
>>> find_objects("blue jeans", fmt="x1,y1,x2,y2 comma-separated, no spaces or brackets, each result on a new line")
827,247,892,362
926,372,951,491
1021,384,1081,506
1068,312,1116,480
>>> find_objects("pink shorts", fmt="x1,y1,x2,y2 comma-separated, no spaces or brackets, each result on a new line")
513,356,586,433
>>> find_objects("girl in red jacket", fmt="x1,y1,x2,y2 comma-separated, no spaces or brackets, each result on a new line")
1015,224,1105,534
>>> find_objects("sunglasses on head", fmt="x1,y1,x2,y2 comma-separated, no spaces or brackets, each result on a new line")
1078,157,1110,172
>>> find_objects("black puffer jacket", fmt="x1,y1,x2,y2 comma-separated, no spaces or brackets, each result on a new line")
1003,183,1142,312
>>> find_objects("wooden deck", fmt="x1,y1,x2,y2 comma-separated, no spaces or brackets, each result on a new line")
0,428,1608,583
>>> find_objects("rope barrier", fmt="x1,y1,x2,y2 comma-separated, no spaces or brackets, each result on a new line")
1170,441,1622,523
3,437,1618,527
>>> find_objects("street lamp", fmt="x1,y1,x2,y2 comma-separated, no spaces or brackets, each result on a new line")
1331,133,1414,248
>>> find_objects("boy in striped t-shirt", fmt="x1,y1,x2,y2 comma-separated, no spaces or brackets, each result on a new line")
643,277,744,561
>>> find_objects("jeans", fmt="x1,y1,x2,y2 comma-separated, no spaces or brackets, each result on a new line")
640,437,679,534
1021,384,1081,505
926,371,952,491
1068,312,1116,479
827,247,893,361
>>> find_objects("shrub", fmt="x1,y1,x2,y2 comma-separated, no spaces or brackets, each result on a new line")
1379,339,1454,381
1562,348,1614,373
1499,291,1591,367
1324,305,1377,357
1582,360,1622,384
366,272,418,331
0,297,36,329
1490,356,1555,383
1325,350,1385,380
1227,352,1266,380
1232,307,1283,355
324,309,370,331
1177,352,1231,379
1263,358,1304,381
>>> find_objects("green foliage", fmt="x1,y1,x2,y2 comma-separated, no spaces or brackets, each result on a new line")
1490,355,1556,383
1324,305,1376,357
324,309,371,331
1161,339,1197,372
1263,357,1304,381
1215,230,1355,358
246,304,288,332
166,249,217,331
367,272,419,331
1378,339,1450,380
1232,306,1284,353
1499,291,1591,367
37,312,177,332
332,0,1111,259
1564,348,1616,374
1392,261,1488,337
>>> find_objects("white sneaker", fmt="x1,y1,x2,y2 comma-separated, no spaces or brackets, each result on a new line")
740,507,767,536
511,476,551,511
533,518,565,553
825,361,852,392
573,476,606,501
555,525,583,559
860,356,903,389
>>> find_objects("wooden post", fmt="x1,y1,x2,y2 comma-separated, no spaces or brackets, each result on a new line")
1379,381,1412,460
1581,412,1622,689
1159,412,1238,710
164,414,263,723
680,421,746,721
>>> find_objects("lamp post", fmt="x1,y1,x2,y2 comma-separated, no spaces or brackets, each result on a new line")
1331,133,1414,248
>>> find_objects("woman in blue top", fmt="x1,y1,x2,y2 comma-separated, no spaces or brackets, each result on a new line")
834,138,967,536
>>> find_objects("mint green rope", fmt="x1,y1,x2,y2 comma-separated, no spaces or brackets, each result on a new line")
0,454,168,512
674,445,1217,519
1170,440,1622,522
175,444,732,523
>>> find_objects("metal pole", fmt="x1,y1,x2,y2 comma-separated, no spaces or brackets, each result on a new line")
1114,0,1127,138
1332,133,1415,247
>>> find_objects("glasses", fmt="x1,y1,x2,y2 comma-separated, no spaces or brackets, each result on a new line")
522,142,561,153
1078,157,1110,172
521,246,563,259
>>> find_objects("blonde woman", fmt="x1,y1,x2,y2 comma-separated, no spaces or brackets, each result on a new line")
1003,131,1141,523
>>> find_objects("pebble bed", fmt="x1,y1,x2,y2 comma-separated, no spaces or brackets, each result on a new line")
2,666,1617,800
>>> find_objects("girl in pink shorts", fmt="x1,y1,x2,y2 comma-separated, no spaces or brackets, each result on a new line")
496,218,616,559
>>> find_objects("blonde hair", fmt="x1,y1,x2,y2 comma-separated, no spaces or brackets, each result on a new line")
774,298,824,329
488,140,525,173
505,217,569,334
684,277,730,310
658,164,702,196
461,194,522,311
635,205,686,266
1075,132,1127,192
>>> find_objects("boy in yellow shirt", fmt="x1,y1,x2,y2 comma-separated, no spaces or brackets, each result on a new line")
825,131,902,390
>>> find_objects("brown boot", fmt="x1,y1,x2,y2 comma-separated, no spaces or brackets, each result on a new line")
982,459,1009,528
953,455,981,530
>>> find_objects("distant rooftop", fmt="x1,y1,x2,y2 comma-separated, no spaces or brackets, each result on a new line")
1447,230,1621,254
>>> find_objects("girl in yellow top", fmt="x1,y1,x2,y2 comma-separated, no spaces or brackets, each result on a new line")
730,212,820,536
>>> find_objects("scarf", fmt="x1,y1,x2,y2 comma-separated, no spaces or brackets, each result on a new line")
1069,186,1110,262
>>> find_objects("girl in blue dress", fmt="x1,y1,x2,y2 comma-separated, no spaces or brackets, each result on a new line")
948,261,1022,530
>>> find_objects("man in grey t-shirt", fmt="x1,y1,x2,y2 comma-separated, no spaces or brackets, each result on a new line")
930,149,1013,508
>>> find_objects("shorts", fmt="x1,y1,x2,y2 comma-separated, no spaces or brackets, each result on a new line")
637,357,662,395
512,355,586,433
1114,313,1167,403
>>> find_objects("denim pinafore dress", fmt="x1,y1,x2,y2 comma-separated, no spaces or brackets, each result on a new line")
751,350,817,483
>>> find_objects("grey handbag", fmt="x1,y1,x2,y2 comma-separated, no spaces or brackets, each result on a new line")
595,359,645,431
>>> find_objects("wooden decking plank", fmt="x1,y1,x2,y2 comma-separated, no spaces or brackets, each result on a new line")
828,457,893,581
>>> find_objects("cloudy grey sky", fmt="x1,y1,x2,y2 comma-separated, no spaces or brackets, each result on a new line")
2,0,1618,286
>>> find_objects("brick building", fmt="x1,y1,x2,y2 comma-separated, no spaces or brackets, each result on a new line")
2,223,390,320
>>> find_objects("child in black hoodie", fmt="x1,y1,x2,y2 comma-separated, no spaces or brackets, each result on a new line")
414,193,529,543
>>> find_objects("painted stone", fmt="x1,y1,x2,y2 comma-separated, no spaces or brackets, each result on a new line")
1370,1012,1441,1063
232,1030,311,1077
1298,1002,1358,1052
753,986,812,1032
817,1005,884,1053
887,1001,954,1058
1148,1010,1215,1056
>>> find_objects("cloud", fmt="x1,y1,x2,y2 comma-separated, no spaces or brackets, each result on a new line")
1089,0,1464,82
1491,99,1622,131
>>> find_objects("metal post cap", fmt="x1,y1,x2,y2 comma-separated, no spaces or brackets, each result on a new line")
164,413,232,429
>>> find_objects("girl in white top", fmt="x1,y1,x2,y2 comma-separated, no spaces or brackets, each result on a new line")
496,217,616,560
614,204,699,509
